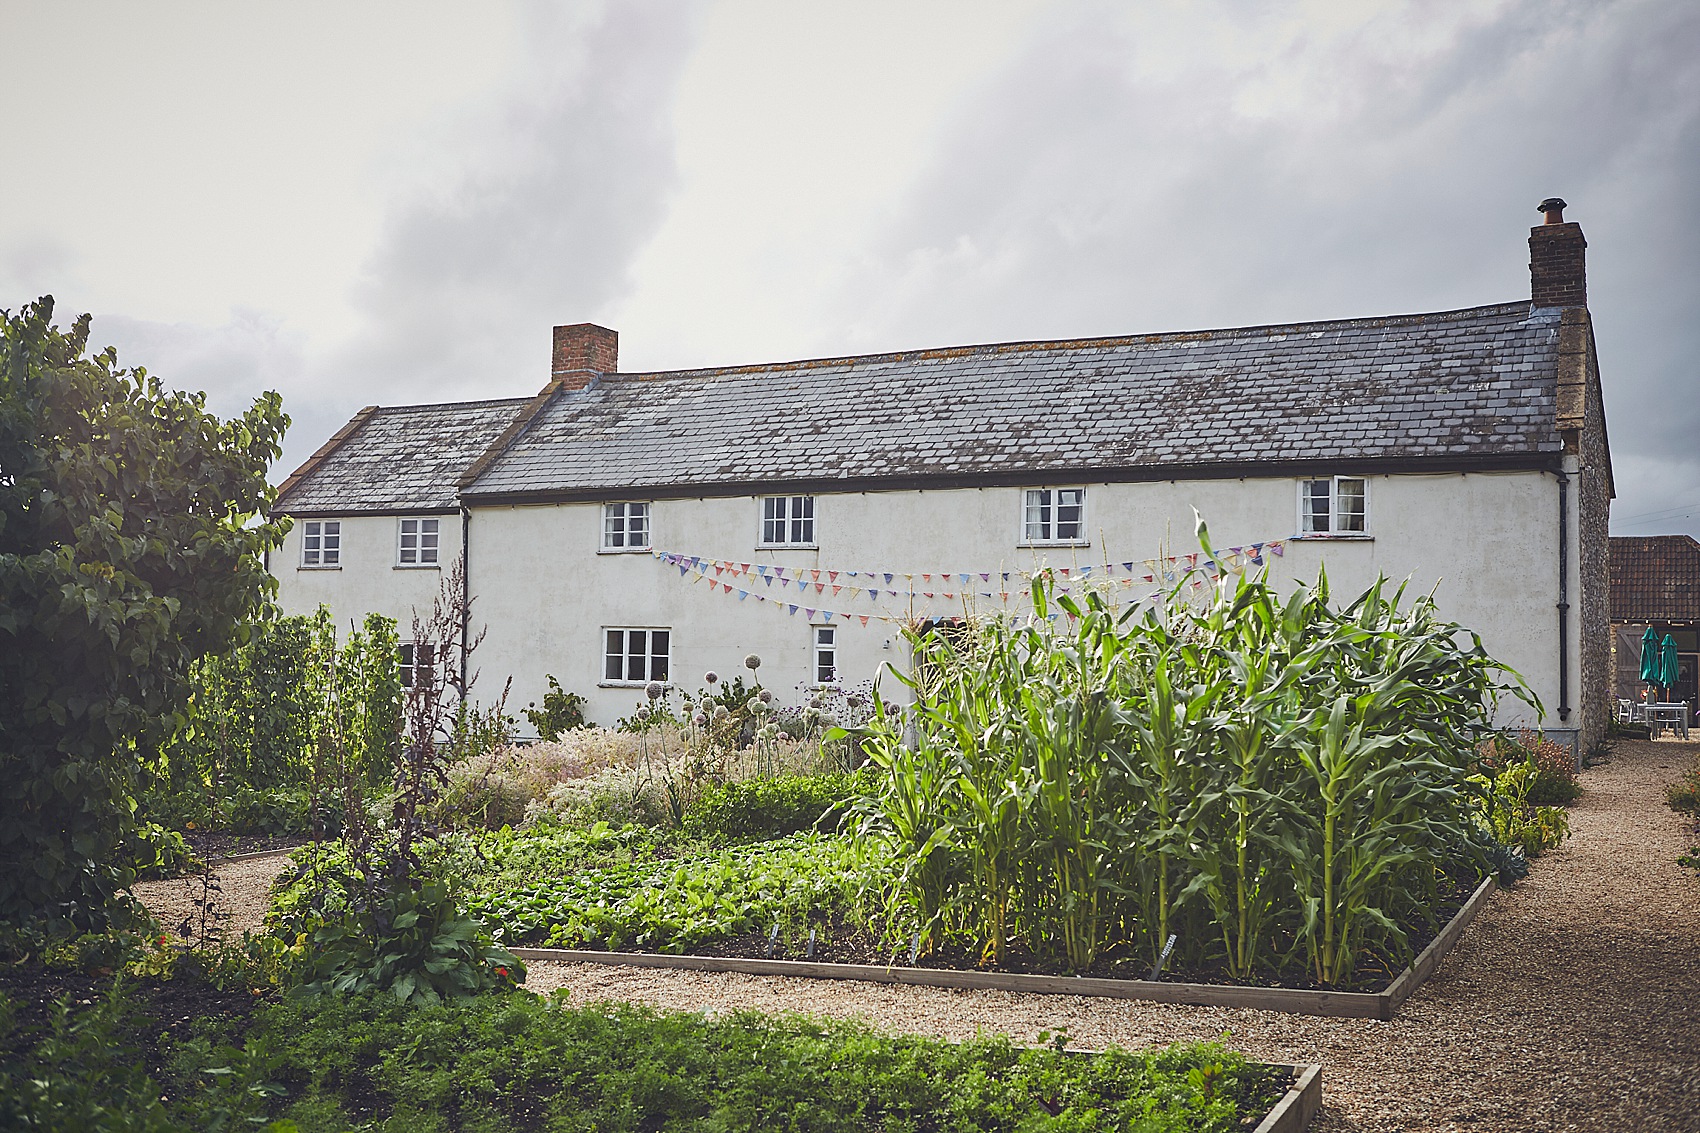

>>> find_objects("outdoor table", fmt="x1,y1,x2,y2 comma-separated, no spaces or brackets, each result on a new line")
1646,702,1690,740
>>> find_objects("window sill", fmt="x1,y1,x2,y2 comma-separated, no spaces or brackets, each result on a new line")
598,681,670,690
394,563,442,570
756,544,820,551
297,564,342,571
1291,533,1374,541
598,546,654,555
1017,541,1092,549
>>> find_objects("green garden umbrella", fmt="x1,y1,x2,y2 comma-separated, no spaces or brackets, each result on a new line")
1659,634,1681,698
1640,626,1662,685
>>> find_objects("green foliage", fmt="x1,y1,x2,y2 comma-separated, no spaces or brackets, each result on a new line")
0,297,288,929
0,986,1282,1132
682,771,869,838
333,612,404,787
1471,757,1571,858
850,520,1528,986
465,832,878,952
292,877,523,1004
523,674,590,739
1480,730,1581,806
129,821,196,881
1667,753,1700,816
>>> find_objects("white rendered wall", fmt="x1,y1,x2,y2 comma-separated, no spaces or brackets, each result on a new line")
271,512,462,641
445,471,1565,732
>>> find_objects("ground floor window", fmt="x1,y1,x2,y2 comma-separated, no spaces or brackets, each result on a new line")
399,641,440,690
813,625,837,685
604,627,670,684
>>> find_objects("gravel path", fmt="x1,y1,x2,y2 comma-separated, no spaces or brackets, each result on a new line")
132,849,295,943
134,740,1700,1131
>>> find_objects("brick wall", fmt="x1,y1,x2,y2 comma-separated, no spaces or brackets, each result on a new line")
551,324,618,389
1530,223,1587,309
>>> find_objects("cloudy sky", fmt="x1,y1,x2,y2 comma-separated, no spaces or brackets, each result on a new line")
3,0,1695,538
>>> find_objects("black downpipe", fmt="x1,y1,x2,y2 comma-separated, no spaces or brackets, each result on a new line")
1556,472,1571,722
459,506,472,695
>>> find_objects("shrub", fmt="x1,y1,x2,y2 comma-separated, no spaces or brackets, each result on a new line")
1668,761,1700,815
1480,731,1580,806
229,786,314,837
683,772,868,838
524,674,590,739
130,822,196,881
434,754,531,830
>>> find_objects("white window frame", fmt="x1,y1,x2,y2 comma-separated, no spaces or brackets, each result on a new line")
812,625,838,686
397,517,441,567
602,627,672,686
1020,488,1088,546
300,520,341,568
759,495,816,548
1297,476,1370,537
601,502,652,552
399,641,438,690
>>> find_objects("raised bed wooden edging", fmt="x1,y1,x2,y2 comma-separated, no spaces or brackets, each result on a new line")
1253,1063,1323,1133
512,875,1496,1021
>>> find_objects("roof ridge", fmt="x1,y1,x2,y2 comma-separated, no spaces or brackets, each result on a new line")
598,300,1536,385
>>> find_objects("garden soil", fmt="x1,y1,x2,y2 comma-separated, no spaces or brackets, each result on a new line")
138,740,1700,1132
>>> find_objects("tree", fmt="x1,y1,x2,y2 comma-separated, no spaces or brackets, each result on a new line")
0,297,289,928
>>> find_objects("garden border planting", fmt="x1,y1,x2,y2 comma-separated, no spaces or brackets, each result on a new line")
513,876,1495,1020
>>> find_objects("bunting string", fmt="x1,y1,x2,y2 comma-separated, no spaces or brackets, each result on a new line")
647,539,1287,625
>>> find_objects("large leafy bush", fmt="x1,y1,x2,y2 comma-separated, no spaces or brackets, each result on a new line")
0,298,286,928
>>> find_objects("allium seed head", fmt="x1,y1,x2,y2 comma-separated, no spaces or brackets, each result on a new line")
645,681,664,700
704,671,719,685
758,688,773,704
743,654,762,670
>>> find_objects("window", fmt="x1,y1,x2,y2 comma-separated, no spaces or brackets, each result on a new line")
1022,488,1086,544
302,520,340,566
813,626,837,685
760,496,815,546
398,517,440,565
1298,477,1368,535
399,642,438,690
602,502,651,550
603,627,671,684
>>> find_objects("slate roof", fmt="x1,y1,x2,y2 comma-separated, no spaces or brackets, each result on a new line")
463,301,1564,501
1610,536,1700,624
276,397,530,515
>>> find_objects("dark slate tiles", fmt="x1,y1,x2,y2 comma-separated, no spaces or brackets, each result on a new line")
277,397,530,514
465,302,1561,498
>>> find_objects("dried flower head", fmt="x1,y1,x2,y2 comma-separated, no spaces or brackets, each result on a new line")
704,671,719,685
743,653,762,670
758,688,773,704
712,703,730,720
645,681,664,700
808,695,824,709
693,713,709,727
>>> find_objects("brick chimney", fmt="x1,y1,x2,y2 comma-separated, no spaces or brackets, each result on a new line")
1529,197,1586,309
551,323,618,389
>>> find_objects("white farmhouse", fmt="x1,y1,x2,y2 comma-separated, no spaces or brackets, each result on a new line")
272,202,1613,752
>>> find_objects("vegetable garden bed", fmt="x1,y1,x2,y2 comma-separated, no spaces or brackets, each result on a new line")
513,874,1493,1020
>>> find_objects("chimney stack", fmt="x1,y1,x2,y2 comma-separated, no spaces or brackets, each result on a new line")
551,323,618,389
1529,197,1586,309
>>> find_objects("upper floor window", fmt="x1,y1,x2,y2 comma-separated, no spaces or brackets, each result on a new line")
604,627,670,685
1299,477,1368,535
301,520,340,567
398,517,440,566
602,502,651,550
1022,488,1086,545
813,625,838,685
761,495,815,547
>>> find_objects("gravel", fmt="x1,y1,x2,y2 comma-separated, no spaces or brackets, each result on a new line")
132,849,295,944
134,740,1700,1131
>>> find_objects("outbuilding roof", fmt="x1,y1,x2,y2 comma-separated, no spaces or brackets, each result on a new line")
275,396,530,515
1610,535,1700,625
462,301,1564,502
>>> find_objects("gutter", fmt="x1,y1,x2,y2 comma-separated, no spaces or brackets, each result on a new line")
1557,471,1571,723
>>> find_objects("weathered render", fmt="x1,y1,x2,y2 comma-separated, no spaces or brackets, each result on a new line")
272,205,1613,750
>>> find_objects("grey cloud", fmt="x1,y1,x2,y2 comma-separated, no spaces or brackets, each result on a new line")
310,1,704,417
830,0,1700,537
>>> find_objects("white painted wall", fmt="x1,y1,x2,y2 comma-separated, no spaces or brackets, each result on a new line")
271,473,1569,735
272,511,461,640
